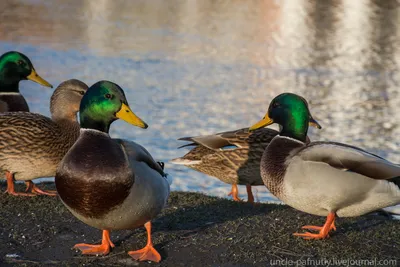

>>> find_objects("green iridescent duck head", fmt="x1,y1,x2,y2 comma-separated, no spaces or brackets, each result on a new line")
249,93,321,142
79,80,148,133
0,51,52,92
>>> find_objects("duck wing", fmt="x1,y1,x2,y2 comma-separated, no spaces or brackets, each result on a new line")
178,127,278,151
296,141,400,180
115,139,166,177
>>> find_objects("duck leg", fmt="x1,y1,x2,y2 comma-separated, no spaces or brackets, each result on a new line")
4,171,35,196
293,212,336,240
246,184,254,203
228,184,242,201
128,222,161,262
73,230,115,255
24,181,57,196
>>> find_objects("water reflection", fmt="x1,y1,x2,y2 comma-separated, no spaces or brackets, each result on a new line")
0,0,400,201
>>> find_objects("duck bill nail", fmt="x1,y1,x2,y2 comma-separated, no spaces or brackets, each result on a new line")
27,69,53,88
309,116,322,129
249,114,274,131
116,103,148,129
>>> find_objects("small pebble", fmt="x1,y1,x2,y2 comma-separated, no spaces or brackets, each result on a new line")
6,254,20,258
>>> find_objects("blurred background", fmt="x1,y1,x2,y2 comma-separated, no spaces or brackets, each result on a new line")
1,0,400,202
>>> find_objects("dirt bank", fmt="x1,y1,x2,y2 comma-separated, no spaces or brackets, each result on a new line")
0,183,399,267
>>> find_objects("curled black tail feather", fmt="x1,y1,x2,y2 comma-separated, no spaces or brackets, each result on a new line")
157,161,165,170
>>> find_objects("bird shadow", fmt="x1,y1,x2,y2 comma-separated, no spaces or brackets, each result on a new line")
114,192,284,246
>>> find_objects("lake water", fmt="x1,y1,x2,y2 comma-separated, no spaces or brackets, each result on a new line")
1,0,400,203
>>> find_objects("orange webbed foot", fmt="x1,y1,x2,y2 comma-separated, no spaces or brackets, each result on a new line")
73,230,114,256
301,221,336,232
293,212,336,240
227,192,242,201
228,184,242,202
73,243,111,255
25,181,57,196
4,172,36,196
129,221,161,262
128,245,161,262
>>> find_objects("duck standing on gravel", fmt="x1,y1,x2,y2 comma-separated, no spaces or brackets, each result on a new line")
249,92,400,239
0,51,53,112
171,119,321,203
55,81,171,262
0,79,88,196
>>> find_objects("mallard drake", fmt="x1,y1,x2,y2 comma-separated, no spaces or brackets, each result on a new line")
0,51,53,112
55,81,170,262
249,93,400,239
0,79,88,196
172,121,321,203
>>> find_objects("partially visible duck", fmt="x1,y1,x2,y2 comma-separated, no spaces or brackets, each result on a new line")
172,122,320,203
0,79,88,196
0,51,53,112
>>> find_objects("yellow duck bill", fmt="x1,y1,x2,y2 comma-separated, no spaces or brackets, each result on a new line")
27,69,53,88
249,114,274,131
116,103,148,129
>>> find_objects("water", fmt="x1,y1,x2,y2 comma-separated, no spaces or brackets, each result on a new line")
1,0,400,203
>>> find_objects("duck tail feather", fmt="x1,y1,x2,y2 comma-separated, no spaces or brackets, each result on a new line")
169,158,201,165
177,142,197,149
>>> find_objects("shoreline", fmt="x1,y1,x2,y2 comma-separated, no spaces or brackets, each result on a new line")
0,182,399,266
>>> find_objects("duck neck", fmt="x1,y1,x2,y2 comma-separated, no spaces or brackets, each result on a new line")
0,65,21,93
80,113,111,134
0,80,20,93
50,94,79,123
279,116,308,143
52,112,78,124
52,112,77,123
54,118,81,142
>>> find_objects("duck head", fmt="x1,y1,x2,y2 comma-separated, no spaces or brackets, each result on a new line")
249,93,321,142
79,80,148,133
0,51,52,90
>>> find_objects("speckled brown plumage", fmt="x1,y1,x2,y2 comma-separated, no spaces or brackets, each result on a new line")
0,79,88,184
174,127,277,185
0,113,80,180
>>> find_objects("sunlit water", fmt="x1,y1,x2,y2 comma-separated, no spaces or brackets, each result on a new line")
1,0,400,203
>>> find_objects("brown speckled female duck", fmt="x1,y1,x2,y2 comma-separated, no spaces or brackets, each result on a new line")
0,79,88,196
0,51,53,112
55,81,171,263
172,120,320,203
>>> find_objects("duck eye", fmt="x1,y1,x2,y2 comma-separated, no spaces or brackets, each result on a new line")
105,93,112,99
272,102,280,108
79,91,85,96
17,60,25,66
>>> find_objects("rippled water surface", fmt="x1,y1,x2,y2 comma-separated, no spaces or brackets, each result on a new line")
1,0,400,202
